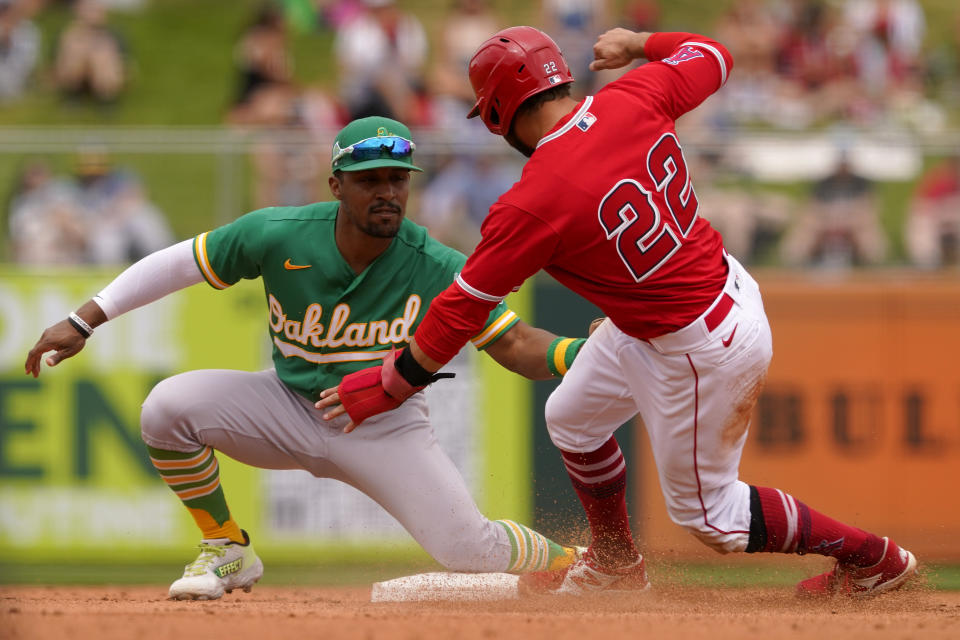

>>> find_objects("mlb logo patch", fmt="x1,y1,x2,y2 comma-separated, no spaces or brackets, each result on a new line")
576,112,597,131
548,74,562,85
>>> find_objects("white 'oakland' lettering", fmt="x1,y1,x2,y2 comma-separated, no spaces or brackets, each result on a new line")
267,293,421,352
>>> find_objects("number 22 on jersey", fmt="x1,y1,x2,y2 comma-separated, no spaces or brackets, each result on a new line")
597,133,699,282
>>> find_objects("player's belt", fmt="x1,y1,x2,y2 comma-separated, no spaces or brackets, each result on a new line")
704,292,735,333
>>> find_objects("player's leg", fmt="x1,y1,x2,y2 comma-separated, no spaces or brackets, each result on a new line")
321,394,578,574
140,368,324,600
632,276,771,555
712,274,914,597
644,258,916,597
538,319,650,593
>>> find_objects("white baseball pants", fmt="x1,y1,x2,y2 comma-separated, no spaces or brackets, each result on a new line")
545,255,773,553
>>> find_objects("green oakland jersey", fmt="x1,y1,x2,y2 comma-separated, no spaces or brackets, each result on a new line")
192,202,519,399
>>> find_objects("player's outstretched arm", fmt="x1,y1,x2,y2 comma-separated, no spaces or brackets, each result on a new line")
485,319,601,380
24,300,106,377
24,239,205,377
484,320,558,380
589,28,652,71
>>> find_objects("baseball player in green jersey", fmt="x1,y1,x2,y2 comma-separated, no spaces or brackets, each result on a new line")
24,116,588,601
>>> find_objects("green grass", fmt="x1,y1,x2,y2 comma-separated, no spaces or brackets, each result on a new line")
0,560,440,587
3,561,959,590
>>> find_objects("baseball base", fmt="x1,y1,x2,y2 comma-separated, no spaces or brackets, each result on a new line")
370,572,520,602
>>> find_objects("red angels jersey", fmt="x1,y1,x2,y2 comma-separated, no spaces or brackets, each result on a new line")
416,33,734,364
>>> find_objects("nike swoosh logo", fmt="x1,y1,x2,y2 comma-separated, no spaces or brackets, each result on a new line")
721,323,738,348
852,573,883,590
284,259,311,270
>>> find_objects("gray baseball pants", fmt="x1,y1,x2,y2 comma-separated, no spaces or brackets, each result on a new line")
140,368,511,571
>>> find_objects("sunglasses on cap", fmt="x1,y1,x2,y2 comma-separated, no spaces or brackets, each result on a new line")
332,136,416,164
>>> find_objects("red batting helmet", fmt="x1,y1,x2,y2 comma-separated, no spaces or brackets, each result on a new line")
466,26,574,136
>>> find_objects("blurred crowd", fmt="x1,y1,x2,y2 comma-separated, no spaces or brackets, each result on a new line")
1,0,127,107
5,149,173,265
2,0,959,270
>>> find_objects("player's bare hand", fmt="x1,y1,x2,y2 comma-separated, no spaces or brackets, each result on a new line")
315,388,357,433
588,317,606,336
24,320,87,378
590,29,651,71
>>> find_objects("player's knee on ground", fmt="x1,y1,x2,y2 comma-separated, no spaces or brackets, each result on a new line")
140,375,203,451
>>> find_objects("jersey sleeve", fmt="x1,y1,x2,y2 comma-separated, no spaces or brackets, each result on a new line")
470,304,520,351
193,209,269,289
414,204,560,365
615,32,733,121
424,236,522,352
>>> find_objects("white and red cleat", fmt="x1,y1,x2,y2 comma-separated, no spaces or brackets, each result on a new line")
519,548,650,595
796,537,917,598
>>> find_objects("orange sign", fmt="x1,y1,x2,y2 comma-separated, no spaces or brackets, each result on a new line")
634,273,960,561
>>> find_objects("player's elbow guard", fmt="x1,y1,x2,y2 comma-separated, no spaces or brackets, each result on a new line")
546,337,587,377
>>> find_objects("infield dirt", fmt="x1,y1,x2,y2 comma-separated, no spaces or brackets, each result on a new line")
2,584,959,640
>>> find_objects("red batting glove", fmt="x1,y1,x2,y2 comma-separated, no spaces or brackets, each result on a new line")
337,350,425,426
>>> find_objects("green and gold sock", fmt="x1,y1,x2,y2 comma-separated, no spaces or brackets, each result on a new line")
147,445,244,543
496,519,579,573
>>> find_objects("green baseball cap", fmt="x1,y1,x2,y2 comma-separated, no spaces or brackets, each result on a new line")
331,116,423,172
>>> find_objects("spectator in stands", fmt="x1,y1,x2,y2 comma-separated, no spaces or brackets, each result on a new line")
843,0,926,98
231,3,293,114
8,159,88,265
71,148,175,265
774,0,861,127
687,150,791,265
317,0,364,30
905,155,960,269
540,0,612,96
418,151,521,253
334,0,428,124
53,0,126,105
621,0,659,33
416,0,516,251
711,0,781,128
238,84,333,209
226,3,339,208
781,152,887,268
429,0,499,119
0,0,40,102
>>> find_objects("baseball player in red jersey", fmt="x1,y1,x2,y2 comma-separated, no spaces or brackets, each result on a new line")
319,27,918,597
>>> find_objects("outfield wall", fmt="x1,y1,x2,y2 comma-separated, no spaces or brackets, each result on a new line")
633,273,960,562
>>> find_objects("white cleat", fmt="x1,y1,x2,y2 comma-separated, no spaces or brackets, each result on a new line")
556,550,650,595
168,530,263,601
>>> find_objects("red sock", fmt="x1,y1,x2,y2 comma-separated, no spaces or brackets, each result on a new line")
560,437,637,566
747,486,885,566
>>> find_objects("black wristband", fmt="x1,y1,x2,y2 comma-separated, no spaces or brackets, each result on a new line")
395,347,435,386
394,347,455,387
68,312,93,338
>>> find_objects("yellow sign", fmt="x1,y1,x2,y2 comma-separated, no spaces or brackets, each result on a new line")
0,270,265,560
